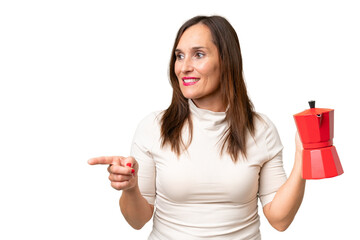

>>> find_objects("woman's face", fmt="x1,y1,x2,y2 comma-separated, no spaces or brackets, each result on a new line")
174,24,223,111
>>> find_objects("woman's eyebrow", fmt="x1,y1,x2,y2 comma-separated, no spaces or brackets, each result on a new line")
192,46,207,50
175,46,207,52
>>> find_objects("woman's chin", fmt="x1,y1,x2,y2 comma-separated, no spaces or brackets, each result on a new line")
181,93,198,100
180,89,200,100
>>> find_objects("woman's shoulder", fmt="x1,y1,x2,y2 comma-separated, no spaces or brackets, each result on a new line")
253,111,282,147
135,110,164,132
132,110,164,144
252,112,282,143
253,112,277,131
253,112,283,160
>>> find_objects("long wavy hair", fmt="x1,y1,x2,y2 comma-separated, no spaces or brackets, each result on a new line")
160,15,258,162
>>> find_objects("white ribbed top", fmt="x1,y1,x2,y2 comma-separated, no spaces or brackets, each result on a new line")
130,99,287,240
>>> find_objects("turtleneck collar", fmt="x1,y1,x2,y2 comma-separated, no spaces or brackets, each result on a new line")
188,99,227,130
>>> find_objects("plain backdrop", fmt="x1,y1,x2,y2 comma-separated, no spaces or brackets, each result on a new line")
1,0,359,239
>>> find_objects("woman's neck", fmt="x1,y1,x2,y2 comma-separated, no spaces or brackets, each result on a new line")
191,98,226,112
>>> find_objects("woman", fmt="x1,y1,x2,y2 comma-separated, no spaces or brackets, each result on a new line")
88,15,305,240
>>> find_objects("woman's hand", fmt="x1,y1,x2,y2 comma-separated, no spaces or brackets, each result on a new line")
88,156,139,191
295,131,303,153
89,156,153,229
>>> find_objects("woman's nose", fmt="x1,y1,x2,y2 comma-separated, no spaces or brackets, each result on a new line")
181,57,194,73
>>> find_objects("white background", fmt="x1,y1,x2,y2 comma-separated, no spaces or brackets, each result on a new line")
1,0,359,239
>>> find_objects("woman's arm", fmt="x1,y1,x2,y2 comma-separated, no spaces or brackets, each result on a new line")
120,185,154,230
88,156,154,230
263,132,306,231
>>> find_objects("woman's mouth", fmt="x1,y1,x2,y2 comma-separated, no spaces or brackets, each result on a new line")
182,77,200,86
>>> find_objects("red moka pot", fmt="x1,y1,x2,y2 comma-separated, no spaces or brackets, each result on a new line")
293,101,344,179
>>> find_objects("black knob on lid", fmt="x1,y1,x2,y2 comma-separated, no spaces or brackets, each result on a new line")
308,100,315,109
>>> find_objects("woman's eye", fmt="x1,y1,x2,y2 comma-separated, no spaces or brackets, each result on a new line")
195,52,205,58
176,53,184,60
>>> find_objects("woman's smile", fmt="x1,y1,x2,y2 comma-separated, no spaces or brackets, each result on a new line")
182,77,200,86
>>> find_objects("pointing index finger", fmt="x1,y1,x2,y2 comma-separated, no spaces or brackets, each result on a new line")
88,156,123,165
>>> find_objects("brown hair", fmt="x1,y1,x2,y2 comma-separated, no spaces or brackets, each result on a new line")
160,15,258,162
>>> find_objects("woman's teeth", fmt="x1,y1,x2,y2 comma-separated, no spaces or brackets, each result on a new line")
184,79,199,83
